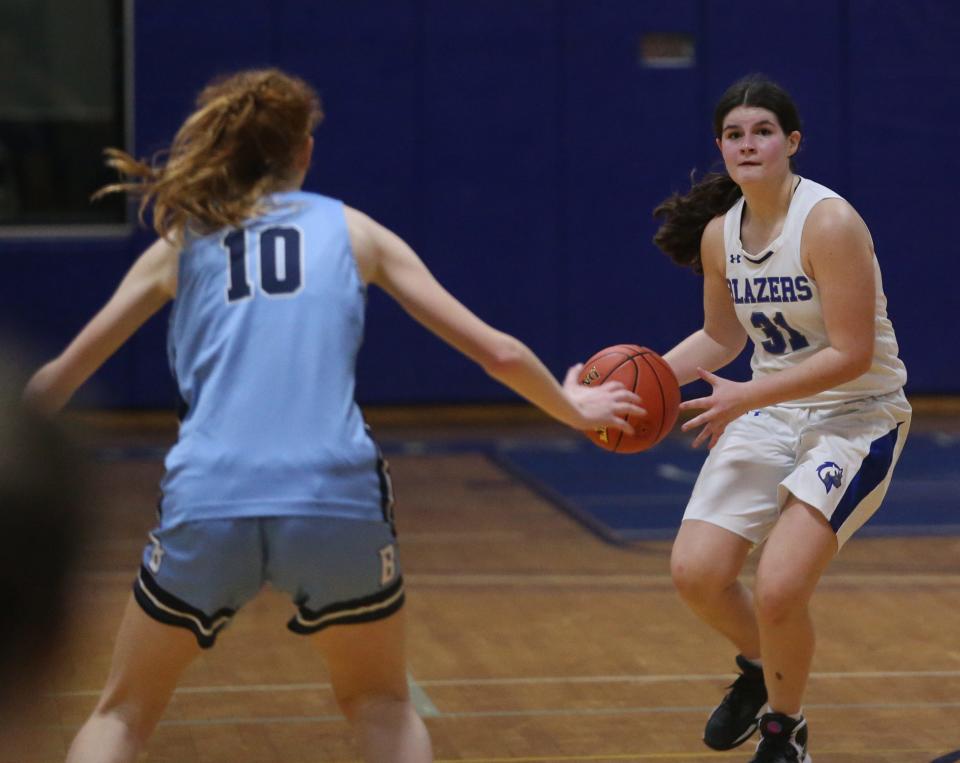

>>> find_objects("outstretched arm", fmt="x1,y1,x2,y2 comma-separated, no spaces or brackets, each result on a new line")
344,206,644,432
24,238,179,413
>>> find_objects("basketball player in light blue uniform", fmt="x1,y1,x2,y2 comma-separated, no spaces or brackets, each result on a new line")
25,69,643,763
652,75,910,763
143,192,404,647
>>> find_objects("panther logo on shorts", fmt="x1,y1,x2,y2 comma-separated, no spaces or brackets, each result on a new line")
816,461,844,493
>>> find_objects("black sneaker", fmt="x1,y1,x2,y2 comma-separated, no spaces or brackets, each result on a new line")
703,655,768,750
749,712,812,762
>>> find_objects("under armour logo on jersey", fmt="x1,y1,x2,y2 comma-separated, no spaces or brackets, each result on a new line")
729,253,741,264
816,462,844,493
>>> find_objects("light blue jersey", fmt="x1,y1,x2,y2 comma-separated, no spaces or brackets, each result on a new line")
159,192,389,528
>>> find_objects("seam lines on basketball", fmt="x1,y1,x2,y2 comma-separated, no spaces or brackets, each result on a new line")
637,352,667,444
588,349,643,366
614,358,640,452
611,358,640,452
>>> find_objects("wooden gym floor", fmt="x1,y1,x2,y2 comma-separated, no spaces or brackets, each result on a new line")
11,404,960,763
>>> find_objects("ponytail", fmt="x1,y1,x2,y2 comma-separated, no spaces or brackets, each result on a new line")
652,172,741,274
93,69,323,242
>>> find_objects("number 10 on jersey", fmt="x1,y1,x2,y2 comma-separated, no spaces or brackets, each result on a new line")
223,226,304,302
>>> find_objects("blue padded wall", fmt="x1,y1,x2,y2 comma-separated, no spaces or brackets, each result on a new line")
3,1,958,406
846,0,960,393
269,2,426,402
561,0,703,368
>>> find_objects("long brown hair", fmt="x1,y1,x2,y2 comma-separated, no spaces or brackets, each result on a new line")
653,74,802,274
95,68,323,241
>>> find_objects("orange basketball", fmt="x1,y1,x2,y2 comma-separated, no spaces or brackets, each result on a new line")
578,344,680,453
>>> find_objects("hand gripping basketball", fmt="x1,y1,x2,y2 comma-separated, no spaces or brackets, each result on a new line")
578,344,680,453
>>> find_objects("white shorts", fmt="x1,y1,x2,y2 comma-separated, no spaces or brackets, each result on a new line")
683,390,911,548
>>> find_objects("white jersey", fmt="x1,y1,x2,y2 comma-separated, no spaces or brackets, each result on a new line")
723,177,907,407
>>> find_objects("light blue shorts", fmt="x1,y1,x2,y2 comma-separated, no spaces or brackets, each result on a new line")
134,516,403,648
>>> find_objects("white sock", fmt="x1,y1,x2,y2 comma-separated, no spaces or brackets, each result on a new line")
770,708,804,722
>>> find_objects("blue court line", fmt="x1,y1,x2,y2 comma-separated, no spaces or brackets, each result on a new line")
494,432,960,544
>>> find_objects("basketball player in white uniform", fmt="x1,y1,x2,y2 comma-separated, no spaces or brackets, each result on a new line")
653,74,910,763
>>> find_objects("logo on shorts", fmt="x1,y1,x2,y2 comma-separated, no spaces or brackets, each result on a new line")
816,461,844,493
147,532,165,573
379,544,397,585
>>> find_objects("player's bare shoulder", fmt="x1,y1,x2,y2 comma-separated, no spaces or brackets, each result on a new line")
700,215,727,275
143,237,182,298
807,197,869,236
343,205,379,283
802,197,874,274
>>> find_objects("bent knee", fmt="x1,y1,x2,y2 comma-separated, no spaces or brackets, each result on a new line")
670,548,740,601
670,555,737,603
753,579,809,624
670,523,749,603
